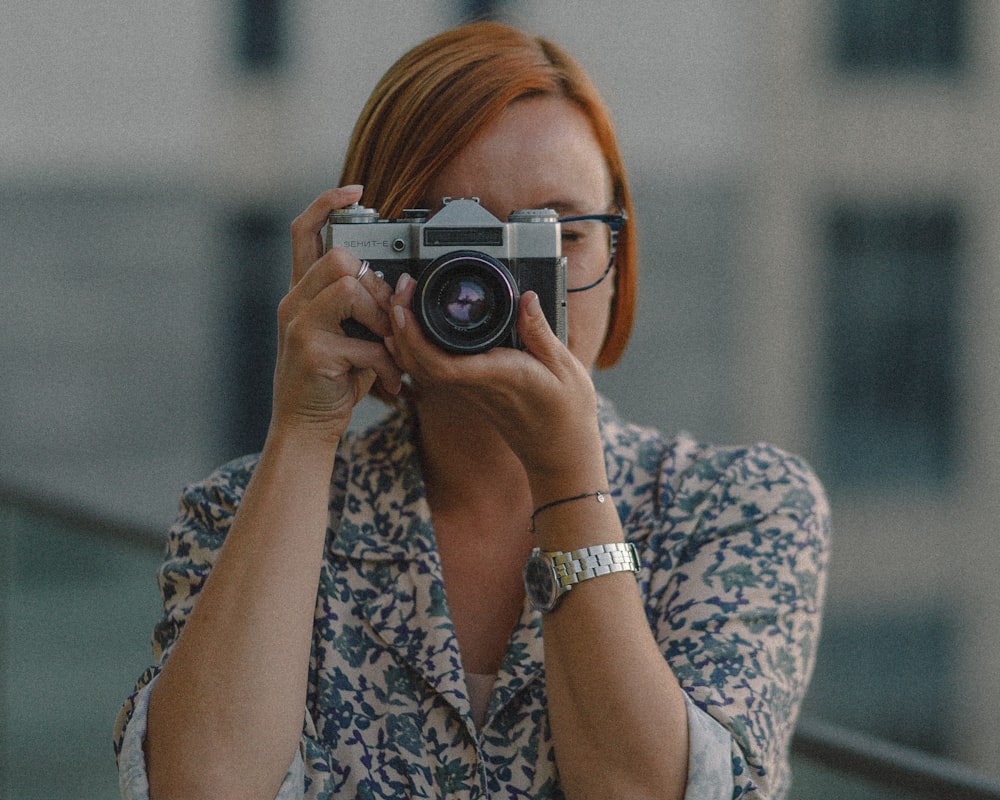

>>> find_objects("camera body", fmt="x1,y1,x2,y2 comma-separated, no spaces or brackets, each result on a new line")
323,197,567,354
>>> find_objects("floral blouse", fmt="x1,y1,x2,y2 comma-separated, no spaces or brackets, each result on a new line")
115,396,830,799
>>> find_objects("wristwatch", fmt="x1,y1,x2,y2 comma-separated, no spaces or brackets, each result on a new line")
523,542,640,613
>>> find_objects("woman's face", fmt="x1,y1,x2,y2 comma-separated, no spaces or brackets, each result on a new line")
422,96,616,371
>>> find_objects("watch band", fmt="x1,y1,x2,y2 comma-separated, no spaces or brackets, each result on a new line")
524,541,640,613
549,542,640,589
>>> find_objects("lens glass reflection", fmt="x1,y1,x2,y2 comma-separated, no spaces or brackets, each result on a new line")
442,278,489,328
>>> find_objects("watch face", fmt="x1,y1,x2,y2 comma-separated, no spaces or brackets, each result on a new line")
523,553,557,611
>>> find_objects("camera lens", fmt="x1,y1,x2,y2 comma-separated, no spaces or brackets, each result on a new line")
415,251,518,353
442,278,489,328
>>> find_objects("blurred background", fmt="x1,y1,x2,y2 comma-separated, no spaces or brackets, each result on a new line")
2,1,998,798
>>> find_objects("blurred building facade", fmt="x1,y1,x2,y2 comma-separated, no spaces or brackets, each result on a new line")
2,0,997,779
741,1,1000,772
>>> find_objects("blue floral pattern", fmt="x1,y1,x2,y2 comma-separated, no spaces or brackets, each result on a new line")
115,396,829,799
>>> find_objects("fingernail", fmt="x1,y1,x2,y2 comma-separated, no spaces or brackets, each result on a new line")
526,292,542,317
395,273,412,294
393,305,406,330
343,184,363,193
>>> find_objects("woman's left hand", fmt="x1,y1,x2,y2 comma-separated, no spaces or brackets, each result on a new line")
390,279,692,800
386,274,602,489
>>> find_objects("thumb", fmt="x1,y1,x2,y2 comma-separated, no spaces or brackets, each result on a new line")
517,291,563,363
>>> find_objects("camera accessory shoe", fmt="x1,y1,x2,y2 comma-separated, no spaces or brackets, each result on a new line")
523,541,640,613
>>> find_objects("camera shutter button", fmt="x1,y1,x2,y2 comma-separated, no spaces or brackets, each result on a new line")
508,208,558,223
329,203,380,224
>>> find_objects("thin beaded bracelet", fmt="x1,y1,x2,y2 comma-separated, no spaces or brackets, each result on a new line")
529,490,608,532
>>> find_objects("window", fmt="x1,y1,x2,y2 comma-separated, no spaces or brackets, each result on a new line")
820,203,961,487
223,207,289,457
234,0,287,72
832,0,967,75
457,0,512,23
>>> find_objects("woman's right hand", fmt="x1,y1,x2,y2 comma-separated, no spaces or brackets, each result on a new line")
146,186,393,799
272,185,402,444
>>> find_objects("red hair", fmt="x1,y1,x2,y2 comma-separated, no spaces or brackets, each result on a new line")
340,21,636,372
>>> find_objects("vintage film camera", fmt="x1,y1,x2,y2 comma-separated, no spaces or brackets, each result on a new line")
324,197,567,354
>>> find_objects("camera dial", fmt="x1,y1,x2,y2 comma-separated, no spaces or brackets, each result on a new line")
328,203,380,224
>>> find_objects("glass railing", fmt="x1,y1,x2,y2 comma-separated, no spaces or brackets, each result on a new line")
1,484,164,800
3,482,1000,800
790,717,1000,800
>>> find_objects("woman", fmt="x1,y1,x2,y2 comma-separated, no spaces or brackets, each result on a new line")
115,21,829,800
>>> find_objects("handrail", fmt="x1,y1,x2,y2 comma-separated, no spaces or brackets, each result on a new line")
4,480,1000,798
792,717,1000,799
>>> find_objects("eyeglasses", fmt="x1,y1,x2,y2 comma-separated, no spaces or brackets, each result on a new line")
557,212,628,293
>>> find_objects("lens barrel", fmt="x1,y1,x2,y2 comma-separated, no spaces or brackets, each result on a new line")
415,251,519,353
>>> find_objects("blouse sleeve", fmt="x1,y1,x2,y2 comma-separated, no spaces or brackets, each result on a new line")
682,692,736,799
646,441,831,799
116,675,306,800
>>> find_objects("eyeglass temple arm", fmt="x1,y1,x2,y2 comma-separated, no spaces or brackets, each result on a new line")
557,213,627,228
558,213,626,294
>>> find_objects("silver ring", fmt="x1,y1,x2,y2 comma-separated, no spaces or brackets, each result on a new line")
356,260,370,281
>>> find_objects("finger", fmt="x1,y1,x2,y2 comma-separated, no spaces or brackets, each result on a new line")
275,330,402,416
333,337,403,397
388,273,514,386
355,259,394,312
281,329,402,403
283,249,391,329
516,291,570,374
290,185,364,285
389,273,416,333
388,273,449,379
313,251,393,310
305,277,395,341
